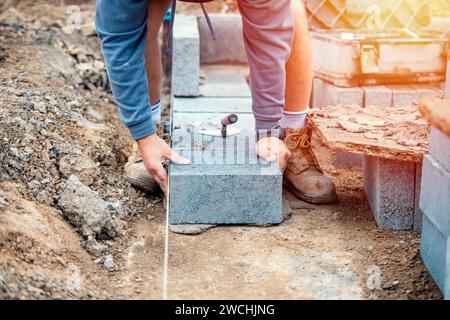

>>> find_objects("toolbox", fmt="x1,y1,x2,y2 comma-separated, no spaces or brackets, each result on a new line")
304,0,449,87
311,28,447,87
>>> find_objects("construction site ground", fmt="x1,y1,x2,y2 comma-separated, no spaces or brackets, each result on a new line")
0,1,444,300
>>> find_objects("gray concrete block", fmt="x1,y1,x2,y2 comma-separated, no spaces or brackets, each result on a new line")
410,84,444,100
169,130,283,225
420,214,449,295
172,14,200,97
172,97,252,114
334,152,362,167
429,126,450,174
363,156,417,230
362,86,392,107
172,111,255,132
414,163,423,231
199,65,251,98
198,14,247,64
388,85,420,107
420,155,450,235
312,78,363,109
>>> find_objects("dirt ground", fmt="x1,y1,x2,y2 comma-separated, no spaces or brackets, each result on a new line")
0,1,443,300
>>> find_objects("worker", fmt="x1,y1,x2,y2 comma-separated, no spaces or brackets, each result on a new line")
95,0,337,232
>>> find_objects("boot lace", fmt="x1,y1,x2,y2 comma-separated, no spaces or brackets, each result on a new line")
284,127,322,172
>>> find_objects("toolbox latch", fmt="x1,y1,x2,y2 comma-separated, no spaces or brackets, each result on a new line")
360,45,380,74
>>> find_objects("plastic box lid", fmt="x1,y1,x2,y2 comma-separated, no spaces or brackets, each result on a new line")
304,0,432,30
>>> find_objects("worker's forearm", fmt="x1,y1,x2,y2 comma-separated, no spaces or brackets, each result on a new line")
95,0,155,140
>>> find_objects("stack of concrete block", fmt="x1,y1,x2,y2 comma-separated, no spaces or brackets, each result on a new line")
198,14,247,64
363,156,423,230
312,79,444,167
172,14,200,97
420,126,450,299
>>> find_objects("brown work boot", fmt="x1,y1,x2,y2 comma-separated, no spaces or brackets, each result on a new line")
283,122,337,204
124,122,169,193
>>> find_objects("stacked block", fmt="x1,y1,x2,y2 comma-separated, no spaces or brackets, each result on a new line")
420,127,450,299
198,14,247,64
172,14,200,96
363,156,422,230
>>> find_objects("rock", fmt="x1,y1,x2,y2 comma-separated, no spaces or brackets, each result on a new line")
34,102,47,114
58,175,124,239
103,255,114,270
36,190,53,205
333,212,344,221
84,236,107,257
58,153,99,186
0,8,26,26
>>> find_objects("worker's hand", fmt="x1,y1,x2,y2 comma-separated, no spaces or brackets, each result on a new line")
256,137,291,172
137,133,190,196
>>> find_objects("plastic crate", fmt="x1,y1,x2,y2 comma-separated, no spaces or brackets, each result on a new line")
311,28,447,87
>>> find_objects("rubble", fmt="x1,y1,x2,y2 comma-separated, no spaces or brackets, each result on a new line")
58,175,125,240
310,104,430,162
58,152,100,186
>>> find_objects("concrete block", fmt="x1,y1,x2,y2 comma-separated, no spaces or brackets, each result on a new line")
172,14,200,97
420,155,450,235
429,126,450,174
172,111,255,132
312,78,363,109
414,163,423,231
410,84,444,100
199,65,251,98
198,14,247,64
388,85,420,107
363,156,417,230
172,97,252,114
362,86,392,107
169,131,283,225
420,214,449,296
334,152,362,167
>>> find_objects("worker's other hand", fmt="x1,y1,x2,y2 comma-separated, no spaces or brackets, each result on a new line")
137,133,190,196
256,137,291,172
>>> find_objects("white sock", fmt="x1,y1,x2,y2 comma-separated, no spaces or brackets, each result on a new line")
279,107,309,130
151,100,162,123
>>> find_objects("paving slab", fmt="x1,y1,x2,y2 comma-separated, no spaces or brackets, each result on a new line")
172,14,200,97
312,78,364,109
172,97,252,114
198,14,247,64
419,98,450,140
420,214,449,297
362,86,393,107
169,130,282,225
199,64,251,98
311,104,430,162
388,85,420,107
429,126,450,174
420,155,450,235
172,111,255,132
